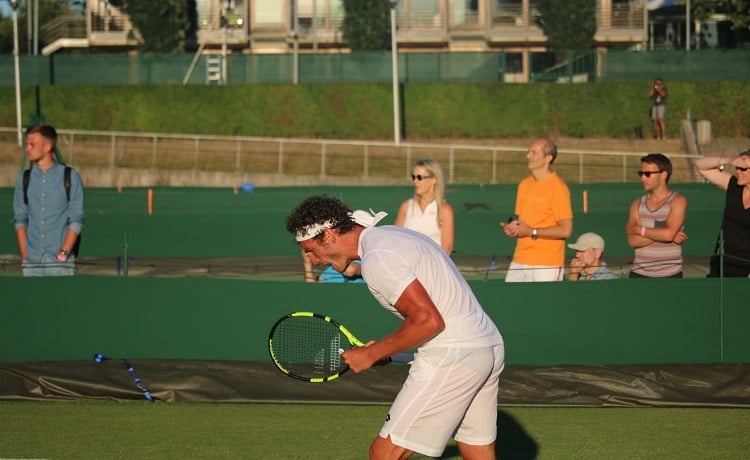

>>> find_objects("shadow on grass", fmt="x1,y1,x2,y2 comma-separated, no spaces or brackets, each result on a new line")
440,410,538,459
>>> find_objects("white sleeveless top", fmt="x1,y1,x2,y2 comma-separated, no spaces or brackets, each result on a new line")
403,199,441,246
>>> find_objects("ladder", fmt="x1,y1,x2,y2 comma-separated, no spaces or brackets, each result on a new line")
205,55,224,85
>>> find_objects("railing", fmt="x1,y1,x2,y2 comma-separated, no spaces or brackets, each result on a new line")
40,15,87,44
90,13,128,33
492,3,541,28
531,50,597,82
608,2,646,28
492,1,644,30
0,127,699,187
89,0,130,33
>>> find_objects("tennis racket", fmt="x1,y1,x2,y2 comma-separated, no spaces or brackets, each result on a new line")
268,311,412,383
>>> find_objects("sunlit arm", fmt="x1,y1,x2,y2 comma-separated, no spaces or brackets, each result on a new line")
15,226,28,260
439,202,455,254
342,279,444,373
693,156,731,190
515,218,573,240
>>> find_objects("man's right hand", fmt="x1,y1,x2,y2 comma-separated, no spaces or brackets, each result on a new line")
500,220,520,238
569,257,586,274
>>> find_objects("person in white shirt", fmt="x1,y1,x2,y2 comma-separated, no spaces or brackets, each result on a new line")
394,158,455,254
286,196,504,460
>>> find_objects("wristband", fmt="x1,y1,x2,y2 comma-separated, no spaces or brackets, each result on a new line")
640,226,646,237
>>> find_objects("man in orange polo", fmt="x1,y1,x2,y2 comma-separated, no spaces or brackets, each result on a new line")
500,138,573,282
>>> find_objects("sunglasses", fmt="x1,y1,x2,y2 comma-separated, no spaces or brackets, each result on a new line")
411,174,434,181
637,170,663,178
736,166,749,172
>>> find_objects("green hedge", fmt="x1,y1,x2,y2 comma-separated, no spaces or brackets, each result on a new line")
0,81,748,139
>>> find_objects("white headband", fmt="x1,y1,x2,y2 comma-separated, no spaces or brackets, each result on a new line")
295,219,336,242
294,209,388,242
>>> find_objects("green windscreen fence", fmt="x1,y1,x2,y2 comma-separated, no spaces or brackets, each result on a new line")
0,276,747,365
599,49,750,82
1,50,747,86
0,184,728,259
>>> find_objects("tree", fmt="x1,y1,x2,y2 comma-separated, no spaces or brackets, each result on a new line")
690,0,750,31
108,0,194,53
536,0,597,52
0,0,70,54
341,0,391,51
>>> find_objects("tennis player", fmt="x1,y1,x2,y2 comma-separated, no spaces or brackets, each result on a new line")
286,195,504,459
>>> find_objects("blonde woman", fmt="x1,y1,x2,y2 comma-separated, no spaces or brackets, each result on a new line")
394,158,455,254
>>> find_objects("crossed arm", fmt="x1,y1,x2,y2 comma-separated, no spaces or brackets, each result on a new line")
626,195,688,248
501,218,573,240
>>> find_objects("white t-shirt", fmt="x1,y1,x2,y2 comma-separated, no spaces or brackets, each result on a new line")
403,199,442,246
358,225,503,349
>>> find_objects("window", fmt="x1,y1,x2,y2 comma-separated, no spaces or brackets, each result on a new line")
453,0,479,27
255,0,283,27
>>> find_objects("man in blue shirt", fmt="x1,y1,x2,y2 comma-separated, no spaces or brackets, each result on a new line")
567,232,618,281
13,124,85,276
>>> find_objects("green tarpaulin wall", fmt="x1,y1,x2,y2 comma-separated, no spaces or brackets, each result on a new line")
1,277,746,365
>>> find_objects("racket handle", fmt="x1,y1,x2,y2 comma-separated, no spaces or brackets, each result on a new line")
376,353,414,365
375,356,392,366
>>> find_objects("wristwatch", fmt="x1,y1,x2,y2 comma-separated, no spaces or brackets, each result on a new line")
59,249,71,256
531,229,538,240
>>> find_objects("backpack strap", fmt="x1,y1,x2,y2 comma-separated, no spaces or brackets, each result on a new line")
23,169,31,205
64,166,72,201
23,166,72,204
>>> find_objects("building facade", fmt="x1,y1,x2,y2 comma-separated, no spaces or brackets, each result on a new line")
82,0,646,54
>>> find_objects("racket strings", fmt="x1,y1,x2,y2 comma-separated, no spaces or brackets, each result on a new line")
271,316,349,380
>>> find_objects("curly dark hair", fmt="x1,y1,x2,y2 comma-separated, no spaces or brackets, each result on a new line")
286,195,355,242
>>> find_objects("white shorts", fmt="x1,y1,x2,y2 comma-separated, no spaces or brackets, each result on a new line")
504,262,564,282
379,344,505,458
651,104,666,120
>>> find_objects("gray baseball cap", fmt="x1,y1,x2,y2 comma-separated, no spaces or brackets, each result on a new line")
568,232,605,251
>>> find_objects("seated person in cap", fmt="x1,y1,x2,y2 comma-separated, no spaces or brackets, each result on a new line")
567,232,618,281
